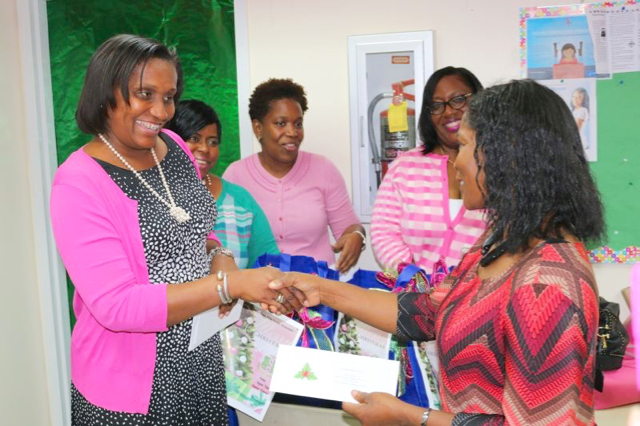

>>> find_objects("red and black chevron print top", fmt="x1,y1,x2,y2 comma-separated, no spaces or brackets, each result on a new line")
397,239,598,425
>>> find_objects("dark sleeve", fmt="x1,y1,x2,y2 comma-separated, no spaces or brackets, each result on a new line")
451,413,504,425
396,292,437,343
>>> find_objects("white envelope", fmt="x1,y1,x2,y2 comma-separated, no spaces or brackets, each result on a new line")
269,345,399,403
188,300,244,351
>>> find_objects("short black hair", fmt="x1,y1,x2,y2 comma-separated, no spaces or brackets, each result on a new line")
419,67,483,155
166,99,222,143
248,78,308,121
76,34,183,135
465,79,604,253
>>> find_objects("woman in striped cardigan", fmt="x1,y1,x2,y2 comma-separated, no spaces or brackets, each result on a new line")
371,67,486,271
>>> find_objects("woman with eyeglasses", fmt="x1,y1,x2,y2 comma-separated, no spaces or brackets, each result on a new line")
371,67,487,271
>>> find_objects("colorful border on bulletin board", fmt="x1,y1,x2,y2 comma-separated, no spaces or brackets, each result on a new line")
589,246,640,264
519,1,638,76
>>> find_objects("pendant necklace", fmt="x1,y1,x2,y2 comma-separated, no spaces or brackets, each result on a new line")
437,147,455,166
98,133,191,223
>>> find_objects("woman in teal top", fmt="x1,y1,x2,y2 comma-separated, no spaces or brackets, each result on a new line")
167,100,280,268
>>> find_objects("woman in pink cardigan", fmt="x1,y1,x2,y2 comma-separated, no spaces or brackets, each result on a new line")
50,35,296,425
224,78,365,273
371,67,487,271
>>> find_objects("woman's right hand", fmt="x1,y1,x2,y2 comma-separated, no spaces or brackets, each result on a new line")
227,268,304,314
268,272,323,308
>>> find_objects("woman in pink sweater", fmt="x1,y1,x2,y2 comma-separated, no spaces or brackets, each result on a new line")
371,67,487,271
224,78,365,273
50,35,295,425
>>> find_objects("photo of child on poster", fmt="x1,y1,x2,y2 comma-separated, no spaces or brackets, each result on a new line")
527,15,597,80
539,78,598,162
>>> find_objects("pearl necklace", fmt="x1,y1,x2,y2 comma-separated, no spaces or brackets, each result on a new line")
203,174,212,186
98,134,191,223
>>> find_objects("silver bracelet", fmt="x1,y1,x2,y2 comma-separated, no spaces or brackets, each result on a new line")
352,230,366,252
211,246,235,260
222,271,231,304
216,271,232,304
421,408,431,426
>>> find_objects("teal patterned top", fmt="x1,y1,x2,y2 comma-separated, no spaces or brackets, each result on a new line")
214,178,280,268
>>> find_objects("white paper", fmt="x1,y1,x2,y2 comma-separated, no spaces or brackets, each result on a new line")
270,345,399,403
221,304,304,421
188,300,244,351
414,341,441,410
586,8,611,75
587,4,640,74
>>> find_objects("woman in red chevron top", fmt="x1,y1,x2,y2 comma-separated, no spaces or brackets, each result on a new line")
270,79,603,425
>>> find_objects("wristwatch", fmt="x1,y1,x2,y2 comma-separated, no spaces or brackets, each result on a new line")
421,408,432,426
210,246,235,260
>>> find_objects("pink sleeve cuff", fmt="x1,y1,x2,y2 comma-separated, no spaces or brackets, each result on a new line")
207,231,221,245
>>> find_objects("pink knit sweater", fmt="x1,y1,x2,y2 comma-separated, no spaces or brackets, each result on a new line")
371,147,486,270
223,151,359,264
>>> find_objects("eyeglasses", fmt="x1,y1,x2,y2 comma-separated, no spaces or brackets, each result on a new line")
427,93,473,115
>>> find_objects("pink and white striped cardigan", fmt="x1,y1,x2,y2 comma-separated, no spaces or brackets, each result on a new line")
371,147,486,271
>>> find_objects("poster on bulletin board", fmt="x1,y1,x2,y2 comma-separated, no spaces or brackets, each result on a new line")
520,2,639,264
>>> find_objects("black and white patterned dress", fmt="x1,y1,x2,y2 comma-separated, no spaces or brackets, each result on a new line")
71,134,228,425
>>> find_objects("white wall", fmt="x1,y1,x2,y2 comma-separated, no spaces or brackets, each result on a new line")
0,0,52,424
243,0,635,318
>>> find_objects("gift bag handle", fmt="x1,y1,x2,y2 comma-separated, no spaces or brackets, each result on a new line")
396,264,422,291
317,261,330,278
279,253,292,272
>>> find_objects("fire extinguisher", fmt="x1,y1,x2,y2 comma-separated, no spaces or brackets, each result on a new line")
368,79,416,187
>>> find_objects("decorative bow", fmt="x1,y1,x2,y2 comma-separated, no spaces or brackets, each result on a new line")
429,259,449,290
375,262,430,293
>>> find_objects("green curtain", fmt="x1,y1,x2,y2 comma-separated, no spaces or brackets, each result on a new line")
47,0,240,328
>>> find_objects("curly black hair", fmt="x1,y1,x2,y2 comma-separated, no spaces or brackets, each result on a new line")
76,34,183,135
248,78,308,121
465,79,604,254
166,99,222,143
419,67,483,155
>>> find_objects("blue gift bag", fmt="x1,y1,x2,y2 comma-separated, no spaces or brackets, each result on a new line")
344,263,445,409
253,253,342,409
253,253,339,351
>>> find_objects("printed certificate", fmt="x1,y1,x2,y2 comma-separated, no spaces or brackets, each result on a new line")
335,312,391,359
220,304,303,421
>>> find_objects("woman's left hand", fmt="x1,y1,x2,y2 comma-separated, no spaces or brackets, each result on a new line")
333,232,363,273
342,391,412,426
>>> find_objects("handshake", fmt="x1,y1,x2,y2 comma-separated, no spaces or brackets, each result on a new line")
218,268,323,317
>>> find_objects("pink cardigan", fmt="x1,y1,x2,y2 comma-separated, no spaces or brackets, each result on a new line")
223,151,359,264
371,147,486,270
50,129,205,414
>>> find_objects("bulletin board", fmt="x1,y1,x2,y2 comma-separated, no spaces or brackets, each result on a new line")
520,2,640,264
